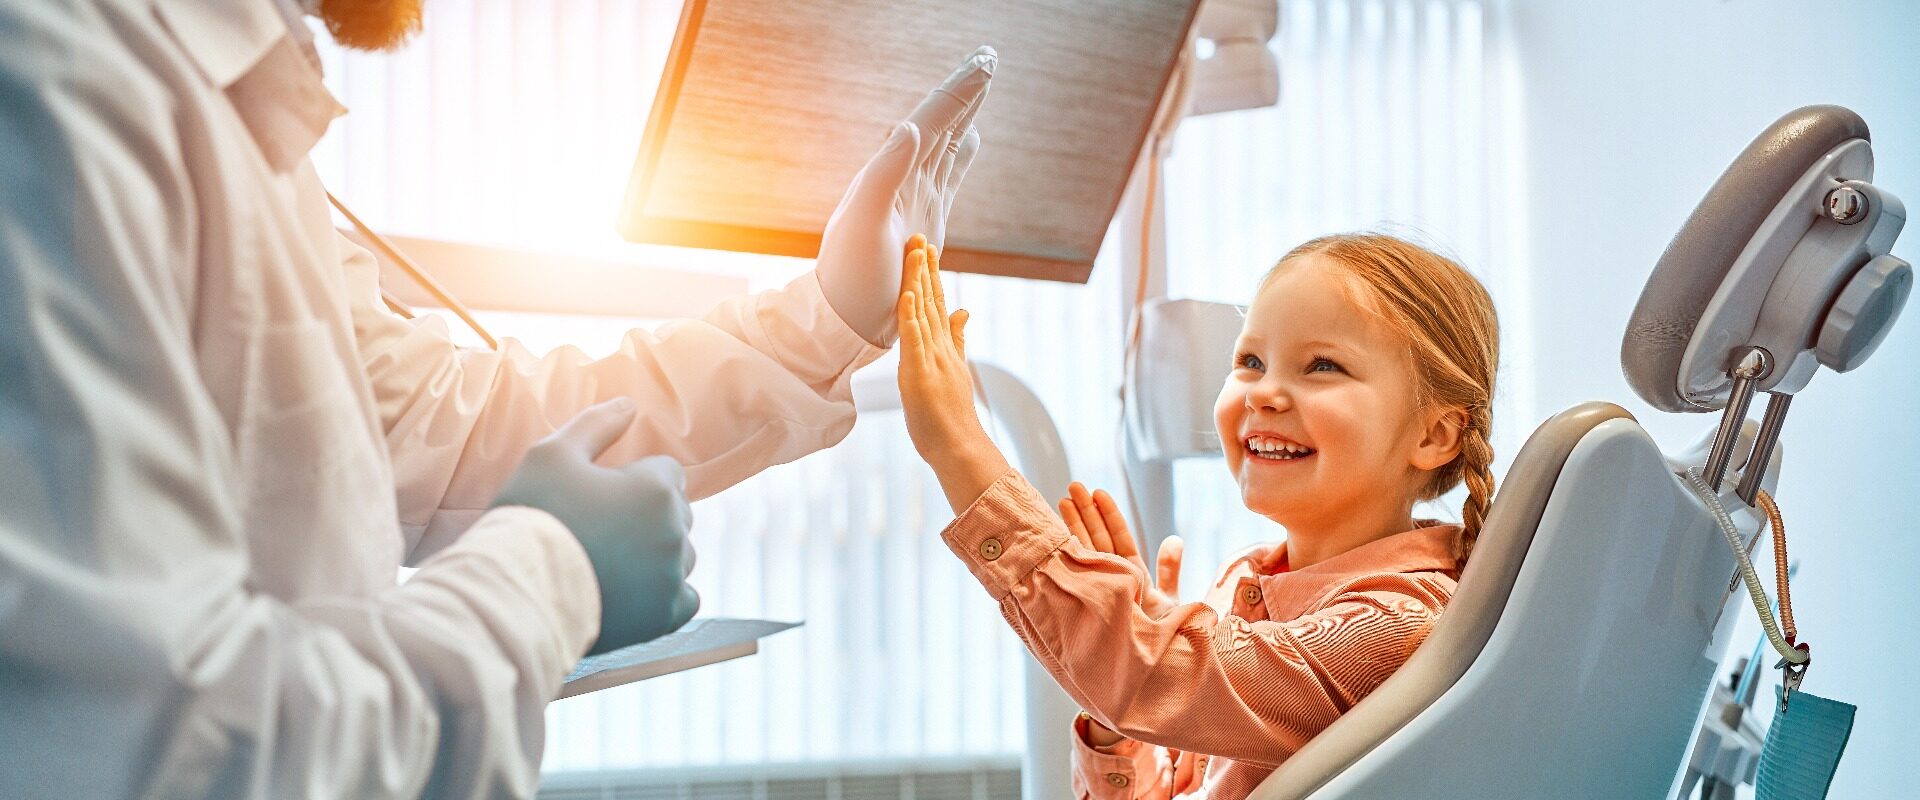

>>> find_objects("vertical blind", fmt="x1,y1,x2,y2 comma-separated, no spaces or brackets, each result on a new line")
309,0,1520,778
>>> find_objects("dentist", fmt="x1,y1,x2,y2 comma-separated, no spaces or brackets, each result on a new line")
0,0,992,796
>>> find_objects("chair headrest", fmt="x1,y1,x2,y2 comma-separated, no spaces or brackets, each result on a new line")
1622,105,1909,412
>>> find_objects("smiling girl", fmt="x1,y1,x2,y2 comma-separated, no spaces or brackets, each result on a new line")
895,232,1500,798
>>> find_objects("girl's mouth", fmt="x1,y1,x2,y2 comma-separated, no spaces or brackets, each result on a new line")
1244,434,1316,462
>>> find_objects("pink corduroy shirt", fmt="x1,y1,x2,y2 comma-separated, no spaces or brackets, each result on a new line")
940,469,1461,799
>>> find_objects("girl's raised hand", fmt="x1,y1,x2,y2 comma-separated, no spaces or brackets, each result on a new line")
1057,482,1183,616
897,235,1011,513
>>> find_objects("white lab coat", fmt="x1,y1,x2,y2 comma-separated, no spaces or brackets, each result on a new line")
0,0,885,797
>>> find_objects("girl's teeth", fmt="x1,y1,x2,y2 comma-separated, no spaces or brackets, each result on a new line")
1247,439,1313,460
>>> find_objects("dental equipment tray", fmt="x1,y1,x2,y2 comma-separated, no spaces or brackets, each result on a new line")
559,617,800,698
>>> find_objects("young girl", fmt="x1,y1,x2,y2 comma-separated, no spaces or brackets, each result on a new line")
895,232,1500,798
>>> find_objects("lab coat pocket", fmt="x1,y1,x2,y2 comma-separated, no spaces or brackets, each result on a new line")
233,318,395,592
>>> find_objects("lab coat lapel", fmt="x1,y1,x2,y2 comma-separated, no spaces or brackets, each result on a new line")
152,0,345,173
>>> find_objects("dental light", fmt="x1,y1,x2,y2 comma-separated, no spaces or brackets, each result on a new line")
616,0,1205,283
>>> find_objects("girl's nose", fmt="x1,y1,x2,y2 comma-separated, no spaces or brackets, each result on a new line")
1244,376,1290,413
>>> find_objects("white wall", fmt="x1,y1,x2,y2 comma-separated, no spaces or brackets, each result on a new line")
1505,1,1920,793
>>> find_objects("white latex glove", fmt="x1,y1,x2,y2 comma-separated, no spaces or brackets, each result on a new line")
817,45,997,346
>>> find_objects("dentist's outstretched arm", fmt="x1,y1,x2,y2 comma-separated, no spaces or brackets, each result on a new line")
356,48,999,562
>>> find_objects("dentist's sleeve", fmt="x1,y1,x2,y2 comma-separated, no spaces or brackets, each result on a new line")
342,235,888,563
0,12,594,796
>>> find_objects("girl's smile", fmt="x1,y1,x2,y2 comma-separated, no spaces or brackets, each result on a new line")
1240,432,1316,463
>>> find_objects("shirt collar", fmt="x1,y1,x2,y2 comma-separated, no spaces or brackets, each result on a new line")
1282,522,1462,579
1254,522,1461,619
152,0,295,89
152,0,346,172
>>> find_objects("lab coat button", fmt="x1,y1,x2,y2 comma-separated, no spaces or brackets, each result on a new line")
980,538,1004,561
1240,584,1263,606
1106,773,1130,788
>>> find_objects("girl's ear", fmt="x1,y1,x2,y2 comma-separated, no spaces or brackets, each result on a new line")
1409,406,1467,471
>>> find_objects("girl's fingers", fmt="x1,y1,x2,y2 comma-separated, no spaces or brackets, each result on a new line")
924,245,949,342
901,233,927,290
1092,489,1136,559
898,290,922,356
1156,535,1184,598
949,309,969,357
928,242,947,317
1059,498,1092,548
1144,770,1172,800
909,248,935,345
1069,482,1113,553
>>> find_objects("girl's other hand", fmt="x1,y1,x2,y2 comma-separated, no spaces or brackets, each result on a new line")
1057,482,1183,616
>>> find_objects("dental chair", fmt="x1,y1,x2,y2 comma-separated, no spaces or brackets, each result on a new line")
1122,105,1908,798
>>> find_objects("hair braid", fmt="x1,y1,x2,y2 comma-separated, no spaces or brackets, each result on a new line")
1456,411,1497,564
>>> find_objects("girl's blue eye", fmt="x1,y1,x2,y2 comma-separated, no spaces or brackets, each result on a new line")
1235,352,1265,371
1308,356,1343,374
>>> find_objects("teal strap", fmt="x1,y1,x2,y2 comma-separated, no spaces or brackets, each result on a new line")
1755,689,1855,799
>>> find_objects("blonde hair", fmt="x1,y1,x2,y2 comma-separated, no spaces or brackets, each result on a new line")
1265,233,1501,563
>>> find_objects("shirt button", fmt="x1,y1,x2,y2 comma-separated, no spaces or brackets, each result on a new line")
980,537,1004,561
1240,584,1263,606
1106,773,1130,788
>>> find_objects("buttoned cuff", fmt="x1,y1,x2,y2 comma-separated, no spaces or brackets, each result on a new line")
939,469,1073,601
1071,713,1155,799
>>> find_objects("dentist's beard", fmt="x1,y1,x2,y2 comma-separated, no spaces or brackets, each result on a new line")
318,0,424,51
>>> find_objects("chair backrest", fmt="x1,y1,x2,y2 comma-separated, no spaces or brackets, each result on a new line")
1246,401,1611,796
1247,402,1771,798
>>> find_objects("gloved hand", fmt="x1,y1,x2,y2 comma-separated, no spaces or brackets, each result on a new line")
492,397,700,655
816,45,997,347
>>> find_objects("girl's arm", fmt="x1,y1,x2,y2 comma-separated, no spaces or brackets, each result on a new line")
895,243,1450,768
938,469,1448,766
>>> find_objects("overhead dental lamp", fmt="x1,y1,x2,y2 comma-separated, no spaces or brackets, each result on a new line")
617,0,1205,282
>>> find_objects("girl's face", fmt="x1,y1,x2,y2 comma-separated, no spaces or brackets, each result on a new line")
1213,256,1454,529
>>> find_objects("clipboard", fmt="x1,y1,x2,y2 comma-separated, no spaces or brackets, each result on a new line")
559,617,801,698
